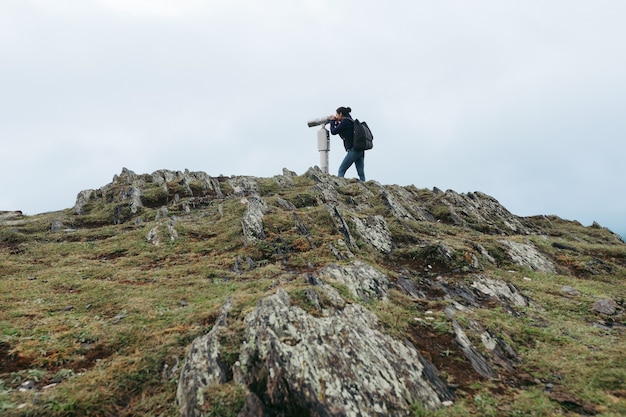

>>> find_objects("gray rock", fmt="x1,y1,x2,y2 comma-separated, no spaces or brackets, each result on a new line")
352,215,393,253
471,275,529,307
127,186,143,214
237,391,267,417
228,176,260,196
377,184,435,222
273,168,295,189
439,190,531,234
328,239,354,260
313,183,341,205
396,276,424,298
499,239,556,273
241,195,268,243
177,299,233,417
146,218,178,246
452,320,495,379
73,189,94,215
233,289,452,416
471,242,497,265
317,261,390,302
592,298,618,315
50,219,65,232
560,286,580,297
325,204,355,247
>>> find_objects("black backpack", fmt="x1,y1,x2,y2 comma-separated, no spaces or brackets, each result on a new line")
352,119,374,151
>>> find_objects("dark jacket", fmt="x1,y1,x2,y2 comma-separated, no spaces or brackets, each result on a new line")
329,117,354,151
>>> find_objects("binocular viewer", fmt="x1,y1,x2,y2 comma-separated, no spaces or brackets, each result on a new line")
306,116,332,128
306,116,332,173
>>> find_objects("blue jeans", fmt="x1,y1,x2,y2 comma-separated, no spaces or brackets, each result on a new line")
338,148,365,181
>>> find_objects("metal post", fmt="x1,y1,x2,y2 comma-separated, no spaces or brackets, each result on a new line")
317,126,330,174
307,116,331,174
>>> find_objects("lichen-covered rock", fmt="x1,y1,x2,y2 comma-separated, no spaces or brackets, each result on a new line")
471,274,529,308
229,176,260,196
73,189,94,215
325,204,355,247
177,299,233,417
317,261,390,302
146,217,179,245
352,215,393,253
452,320,495,379
374,183,435,223
273,171,294,189
499,240,556,273
233,289,452,416
241,195,268,243
592,298,618,315
435,190,532,234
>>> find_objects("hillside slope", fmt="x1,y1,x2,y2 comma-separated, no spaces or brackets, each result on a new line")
1,167,624,416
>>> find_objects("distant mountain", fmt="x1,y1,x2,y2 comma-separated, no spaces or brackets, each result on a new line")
1,167,624,417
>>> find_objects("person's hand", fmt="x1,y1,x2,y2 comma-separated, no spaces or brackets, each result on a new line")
329,115,337,121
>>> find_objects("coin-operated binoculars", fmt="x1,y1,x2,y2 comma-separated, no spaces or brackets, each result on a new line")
307,116,331,173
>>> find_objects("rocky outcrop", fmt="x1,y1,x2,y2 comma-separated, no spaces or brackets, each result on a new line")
6,166,624,417
175,260,535,416
63,167,625,416
432,190,532,235
178,272,454,417
233,288,451,417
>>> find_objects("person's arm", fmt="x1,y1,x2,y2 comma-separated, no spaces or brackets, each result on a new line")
329,119,350,136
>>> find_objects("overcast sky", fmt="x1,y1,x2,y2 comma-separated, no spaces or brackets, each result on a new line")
2,0,625,237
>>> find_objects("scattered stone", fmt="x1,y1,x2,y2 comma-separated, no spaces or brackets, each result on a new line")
146,218,179,246
19,380,36,392
560,286,580,297
50,219,65,231
228,176,260,196
112,314,127,324
592,298,618,315
273,168,295,189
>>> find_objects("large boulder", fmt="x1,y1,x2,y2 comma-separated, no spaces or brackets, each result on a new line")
177,282,453,417
233,288,452,416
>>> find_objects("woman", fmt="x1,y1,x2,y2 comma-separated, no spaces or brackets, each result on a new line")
329,106,365,181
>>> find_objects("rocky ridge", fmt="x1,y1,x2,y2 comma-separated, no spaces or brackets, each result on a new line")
1,167,624,417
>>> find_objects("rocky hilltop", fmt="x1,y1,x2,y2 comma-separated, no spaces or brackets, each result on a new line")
0,167,624,417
